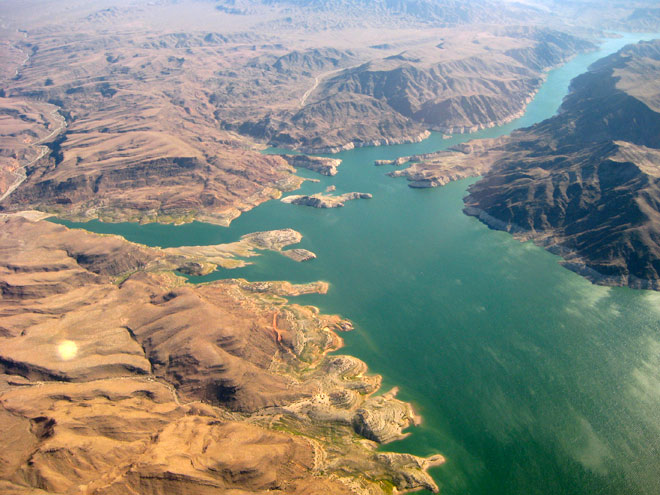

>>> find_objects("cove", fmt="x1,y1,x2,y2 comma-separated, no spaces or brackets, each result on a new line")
52,32,660,495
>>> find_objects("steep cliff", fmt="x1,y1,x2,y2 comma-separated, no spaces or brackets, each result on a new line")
463,40,660,289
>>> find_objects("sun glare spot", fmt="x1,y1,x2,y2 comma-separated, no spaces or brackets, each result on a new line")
58,340,78,361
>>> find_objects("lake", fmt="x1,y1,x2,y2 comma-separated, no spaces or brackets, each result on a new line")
52,32,660,495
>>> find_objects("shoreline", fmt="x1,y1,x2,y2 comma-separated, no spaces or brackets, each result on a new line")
463,205,660,291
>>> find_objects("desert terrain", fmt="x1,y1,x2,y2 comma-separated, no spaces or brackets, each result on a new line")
2,1,660,494
0,214,445,494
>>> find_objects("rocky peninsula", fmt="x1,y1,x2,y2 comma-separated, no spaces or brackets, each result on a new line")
164,228,317,272
279,154,342,176
385,138,506,188
0,214,444,494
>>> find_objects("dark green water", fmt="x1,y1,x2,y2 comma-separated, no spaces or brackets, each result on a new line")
53,33,660,495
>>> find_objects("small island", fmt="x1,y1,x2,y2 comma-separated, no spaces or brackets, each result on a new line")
282,191,372,208
374,157,408,166
282,248,317,262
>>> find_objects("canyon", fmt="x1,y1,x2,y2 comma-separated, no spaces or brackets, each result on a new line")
2,1,660,494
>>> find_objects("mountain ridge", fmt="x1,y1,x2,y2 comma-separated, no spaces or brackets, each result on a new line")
462,39,660,289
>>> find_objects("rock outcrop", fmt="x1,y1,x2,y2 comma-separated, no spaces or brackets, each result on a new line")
351,387,419,444
375,157,408,166
387,137,508,187
280,154,342,176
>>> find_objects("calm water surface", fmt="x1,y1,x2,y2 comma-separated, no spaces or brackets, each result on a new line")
54,33,660,495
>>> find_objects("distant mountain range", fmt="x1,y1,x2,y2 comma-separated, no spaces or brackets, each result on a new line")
217,0,660,29
217,0,542,25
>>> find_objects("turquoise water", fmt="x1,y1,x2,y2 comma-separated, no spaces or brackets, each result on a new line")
53,33,660,495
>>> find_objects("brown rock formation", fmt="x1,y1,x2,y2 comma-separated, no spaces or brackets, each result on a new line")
280,154,342,176
164,229,317,270
388,137,508,187
282,248,317,262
